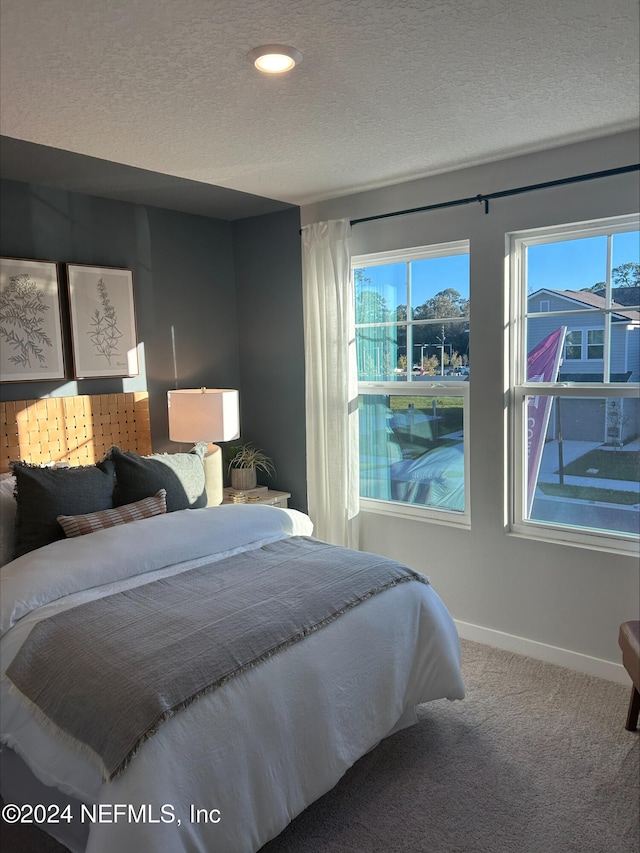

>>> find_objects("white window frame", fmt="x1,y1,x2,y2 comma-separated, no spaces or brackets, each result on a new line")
508,213,640,555
353,241,470,528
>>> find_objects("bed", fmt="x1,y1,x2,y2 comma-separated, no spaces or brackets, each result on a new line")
0,393,465,853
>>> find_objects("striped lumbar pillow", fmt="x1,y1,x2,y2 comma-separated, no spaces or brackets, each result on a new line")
57,490,167,538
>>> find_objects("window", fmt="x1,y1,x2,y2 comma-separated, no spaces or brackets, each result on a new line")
509,214,639,552
564,329,606,360
565,330,582,360
353,241,470,525
587,329,604,360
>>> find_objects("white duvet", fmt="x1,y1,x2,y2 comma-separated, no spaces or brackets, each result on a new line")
0,505,464,853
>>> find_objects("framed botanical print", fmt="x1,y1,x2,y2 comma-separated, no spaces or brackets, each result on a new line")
0,257,65,382
66,264,140,379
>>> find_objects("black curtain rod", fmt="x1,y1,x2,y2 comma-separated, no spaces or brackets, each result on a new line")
347,163,640,226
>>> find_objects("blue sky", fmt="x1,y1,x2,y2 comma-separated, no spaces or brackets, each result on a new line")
356,254,470,311
356,230,639,310
527,230,639,292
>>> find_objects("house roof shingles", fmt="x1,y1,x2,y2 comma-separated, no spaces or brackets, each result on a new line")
530,288,640,322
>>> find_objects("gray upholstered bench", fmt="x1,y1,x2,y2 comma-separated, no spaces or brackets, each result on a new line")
618,621,640,731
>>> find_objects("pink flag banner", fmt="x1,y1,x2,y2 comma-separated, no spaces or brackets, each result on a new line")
525,326,567,516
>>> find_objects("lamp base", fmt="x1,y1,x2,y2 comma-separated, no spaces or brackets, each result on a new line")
203,443,224,506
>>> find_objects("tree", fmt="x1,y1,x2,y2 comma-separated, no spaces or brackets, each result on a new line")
612,262,640,287
583,262,640,292
413,288,469,320
354,271,399,378
355,290,392,324
411,289,469,368
420,355,440,376
354,270,393,323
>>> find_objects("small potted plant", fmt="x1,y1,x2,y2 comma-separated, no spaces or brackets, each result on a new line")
227,443,275,491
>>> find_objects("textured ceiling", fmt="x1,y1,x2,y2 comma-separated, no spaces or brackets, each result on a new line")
1,0,638,210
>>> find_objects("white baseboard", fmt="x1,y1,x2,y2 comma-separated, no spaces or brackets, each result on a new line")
455,619,630,685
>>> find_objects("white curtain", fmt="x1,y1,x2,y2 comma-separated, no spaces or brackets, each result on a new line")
301,219,359,548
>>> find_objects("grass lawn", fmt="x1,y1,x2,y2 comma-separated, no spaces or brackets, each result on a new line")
540,482,639,506
560,449,640,482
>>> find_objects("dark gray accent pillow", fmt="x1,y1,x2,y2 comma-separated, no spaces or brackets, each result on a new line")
11,460,116,558
108,445,207,513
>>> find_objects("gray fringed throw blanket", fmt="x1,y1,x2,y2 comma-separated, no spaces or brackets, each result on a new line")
5,535,428,781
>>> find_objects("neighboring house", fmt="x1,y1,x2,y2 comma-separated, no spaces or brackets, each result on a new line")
594,285,640,307
528,288,640,443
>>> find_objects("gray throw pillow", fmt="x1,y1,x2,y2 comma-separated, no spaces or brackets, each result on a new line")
108,445,207,513
11,460,116,558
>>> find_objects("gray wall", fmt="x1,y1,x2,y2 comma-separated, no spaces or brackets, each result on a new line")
0,178,241,450
302,129,640,676
232,208,307,512
0,179,307,498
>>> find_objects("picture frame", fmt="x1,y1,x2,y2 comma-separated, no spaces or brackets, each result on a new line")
0,257,65,382
66,264,139,379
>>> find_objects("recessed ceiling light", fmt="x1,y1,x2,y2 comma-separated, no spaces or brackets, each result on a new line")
248,45,302,74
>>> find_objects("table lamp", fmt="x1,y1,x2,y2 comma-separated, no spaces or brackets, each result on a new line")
168,388,240,506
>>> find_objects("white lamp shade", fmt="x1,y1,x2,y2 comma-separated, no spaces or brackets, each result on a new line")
168,389,240,443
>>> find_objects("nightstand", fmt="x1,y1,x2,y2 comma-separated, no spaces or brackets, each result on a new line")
223,489,290,508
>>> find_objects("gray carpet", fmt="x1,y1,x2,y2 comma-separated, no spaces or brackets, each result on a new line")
2,639,638,852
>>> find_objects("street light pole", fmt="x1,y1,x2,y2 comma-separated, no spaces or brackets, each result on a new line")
436,325,445,375
435,325,451,375
413,343,428,371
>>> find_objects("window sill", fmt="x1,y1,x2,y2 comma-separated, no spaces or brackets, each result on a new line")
508,522,639,557
360,497,471,530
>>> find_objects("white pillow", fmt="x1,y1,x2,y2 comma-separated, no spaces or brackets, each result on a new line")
0,475,17,566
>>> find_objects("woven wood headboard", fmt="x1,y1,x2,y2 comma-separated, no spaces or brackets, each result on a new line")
0,392,152,474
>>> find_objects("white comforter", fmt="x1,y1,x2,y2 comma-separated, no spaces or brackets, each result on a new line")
0,505,464,853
